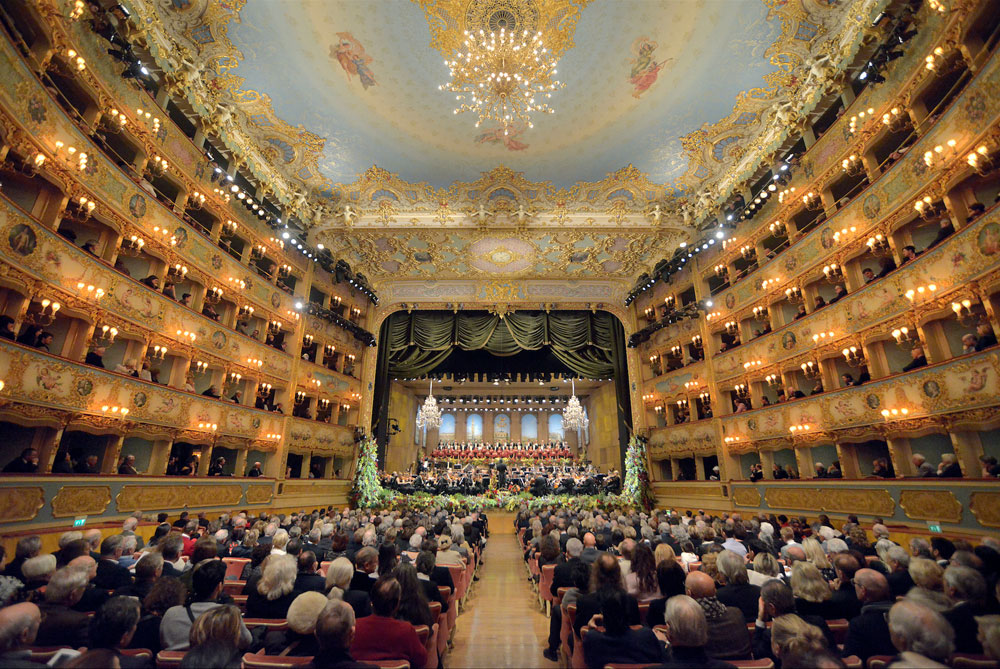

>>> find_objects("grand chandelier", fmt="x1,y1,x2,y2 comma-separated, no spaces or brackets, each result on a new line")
416,379,443,430
562,378,589,431
438,27,563,135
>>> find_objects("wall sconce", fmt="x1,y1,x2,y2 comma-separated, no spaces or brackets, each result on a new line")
324,344,336,357
724,436,744,445
866,234,891,256
30,299,61,325
664,295,676,309
784,286,803,304
303,334,314,347
724,321,739,336
891,326,919,348
222,220,238,236
832,225,857,243
951,298,977,326
68,196,96,221
924,46,947,72
151,225,178,246
268,320,283,334
76,282,105,300
734,383,749,398
768,220,786,236
147,155,169,176
167,264,188,280
812,331,836,344
706,310,721,321
904,284,937,302
691,335,703,349
740,245,755,260
761,277,781,291
251,244,267,260
848,108,875,135
227,372,242,386
841,154,864,175
670,345,682,357
294,391,307,404
319,399,330,409
802,191,821,210
238,305,255,319
341,404,351,412
175,329,196,342
135,108,161,133
257,382,272,396
642,393,655,403
882,107,908,132
228,277,246,291
714,264,728,278
286,309,300,322
676,399,689,410
644,307,654,319
698,391,711,404
752,306,769,321
205,287,223,304
743,359,763,370
100,405,130,417
822,263,844,282
265,433,281,440
120,234,145,256
332,296,343,307
800,360,821,379
928,0,947,11
93,325,118,345
654,405,663,413
923,139,957,167
65,48,86,71
193,361,209,374
842,345,865,366
278,264,292,278
149,345,168,360
881,407,911,421
20,151,47,177
247,357,263,368
967,145,994,175
788,423,812,434
778,186,796,204
69,0,86,20
913,196,941,220
684,380,699,391
764,373,780,386
188,191,206,209
198,422,218,432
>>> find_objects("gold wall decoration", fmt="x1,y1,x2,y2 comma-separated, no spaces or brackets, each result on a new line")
899,489,963,524
116,485,192,512
0,487,45,522
732,487,762,507
970,492,1000,528
50,485,111,518
196,485,245,507
765,487,895,517
245,484,274,505
281,481,349,497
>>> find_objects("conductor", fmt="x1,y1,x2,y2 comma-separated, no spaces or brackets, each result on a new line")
496,460,508,488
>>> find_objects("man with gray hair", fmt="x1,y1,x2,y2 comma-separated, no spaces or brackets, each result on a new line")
662,595,732,668
83,529,102,560
943,565,988,653
885,545,913,598
0,601,41,665
37,567,90,647
888,599,954,666
716,549,760,623
912,453,936,477
314,599,362,665
94,535,132,590
842,569,897,660
120,516,145,550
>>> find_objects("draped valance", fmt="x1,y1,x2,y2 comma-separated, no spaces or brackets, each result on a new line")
383,311,618,378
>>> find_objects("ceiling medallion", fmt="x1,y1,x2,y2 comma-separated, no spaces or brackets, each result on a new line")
439,0,562,136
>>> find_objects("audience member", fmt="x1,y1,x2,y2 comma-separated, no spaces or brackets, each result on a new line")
350,577,427,668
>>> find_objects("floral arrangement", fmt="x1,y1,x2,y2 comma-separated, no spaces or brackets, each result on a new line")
349,436,396,508
371,490,636,513
623,435,655,511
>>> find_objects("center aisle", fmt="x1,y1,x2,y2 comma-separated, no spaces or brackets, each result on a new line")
448,532,558,668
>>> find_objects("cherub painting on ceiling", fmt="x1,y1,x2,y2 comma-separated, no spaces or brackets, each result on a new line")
629,37,672,99
475,125,529,151
330,33,376,90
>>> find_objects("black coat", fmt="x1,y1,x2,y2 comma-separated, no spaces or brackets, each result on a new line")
349,570,374,593
551,556,584,597
573,590,640,637
842,601,897,660
293,572,327,596
716,583,761,623
581,627,666,669
95,558,134,590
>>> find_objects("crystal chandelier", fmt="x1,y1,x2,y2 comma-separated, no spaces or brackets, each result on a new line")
438,28,563,135
416,379,443,430
562,378,589,431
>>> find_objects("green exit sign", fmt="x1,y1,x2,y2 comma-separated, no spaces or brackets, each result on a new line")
927,523,942,533
73,517,86,527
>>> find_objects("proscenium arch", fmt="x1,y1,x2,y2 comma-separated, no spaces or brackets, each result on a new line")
369,308,636,472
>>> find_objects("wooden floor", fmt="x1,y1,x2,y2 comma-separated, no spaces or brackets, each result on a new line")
448,532,558,668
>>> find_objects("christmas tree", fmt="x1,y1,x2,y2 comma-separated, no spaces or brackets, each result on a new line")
350,435,392,508
623,435,654,510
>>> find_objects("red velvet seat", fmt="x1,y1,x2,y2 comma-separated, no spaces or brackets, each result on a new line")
242,652,313,668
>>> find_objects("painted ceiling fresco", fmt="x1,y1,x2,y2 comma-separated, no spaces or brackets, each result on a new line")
130,0,877,281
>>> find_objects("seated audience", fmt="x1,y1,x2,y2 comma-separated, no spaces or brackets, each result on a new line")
715,550,760,623
887,599,955,667
311,599,377,669
685,570,751,660
350,577,427,668
36,566,91,647
160,560,251,650
581,589,666,669
247,554,298,619
659,594,734,668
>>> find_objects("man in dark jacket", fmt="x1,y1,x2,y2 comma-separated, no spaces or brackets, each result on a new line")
829,554,862,620
293,551,327,596
943,565,988,653
36,567,91,647
752,580,835,663
94,535,133,591
659,594,734,668
350,547,377,593
885,546,914,598
2,448,38,473
842,569,897,660
311,599,378,669
686,571,751,661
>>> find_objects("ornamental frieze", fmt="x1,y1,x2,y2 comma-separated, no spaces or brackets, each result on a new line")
899,489,963,524
246,484,274,505
731,487,763,507
765,486,896,516
50,485,112,518
0,487,45,522
970,492,1000,528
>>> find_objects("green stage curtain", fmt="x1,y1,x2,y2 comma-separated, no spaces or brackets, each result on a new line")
384,311,617,378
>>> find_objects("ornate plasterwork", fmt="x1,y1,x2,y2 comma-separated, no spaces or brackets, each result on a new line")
0,487,45,522
732,487,763,507
898,489,963,524
51,486,112,518
765,486,896,516
971,492,1000,528
245,484,274,504
116,483,244,512
119,0,883,240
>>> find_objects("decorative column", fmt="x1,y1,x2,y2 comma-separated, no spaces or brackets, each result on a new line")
233,447,248,479
948,430,984,477
794,444,814,479
835,441,862,479
511,412,521,442
148,438,174,476
538,411,549,443
760,450,776,479
103,434,125,474
885,436,914,477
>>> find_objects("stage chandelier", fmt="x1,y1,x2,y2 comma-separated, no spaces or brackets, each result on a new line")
562,378,589,431
439,27,563,135
416,378,443,430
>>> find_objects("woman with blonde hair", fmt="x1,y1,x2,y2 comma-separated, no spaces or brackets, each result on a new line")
802,536,835,580
247,554,297,619
270,528,290,555
770,613,827,660
748,552,783,586
654,542,677,567
790,561,838,619
324,556,371,617
906,557,950,611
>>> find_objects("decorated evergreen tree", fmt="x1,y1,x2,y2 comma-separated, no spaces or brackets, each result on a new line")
350,436,392,508
623,435,655,510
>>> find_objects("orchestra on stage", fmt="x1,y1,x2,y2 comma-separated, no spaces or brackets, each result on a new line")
381,458,622,497
430,440,572,460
